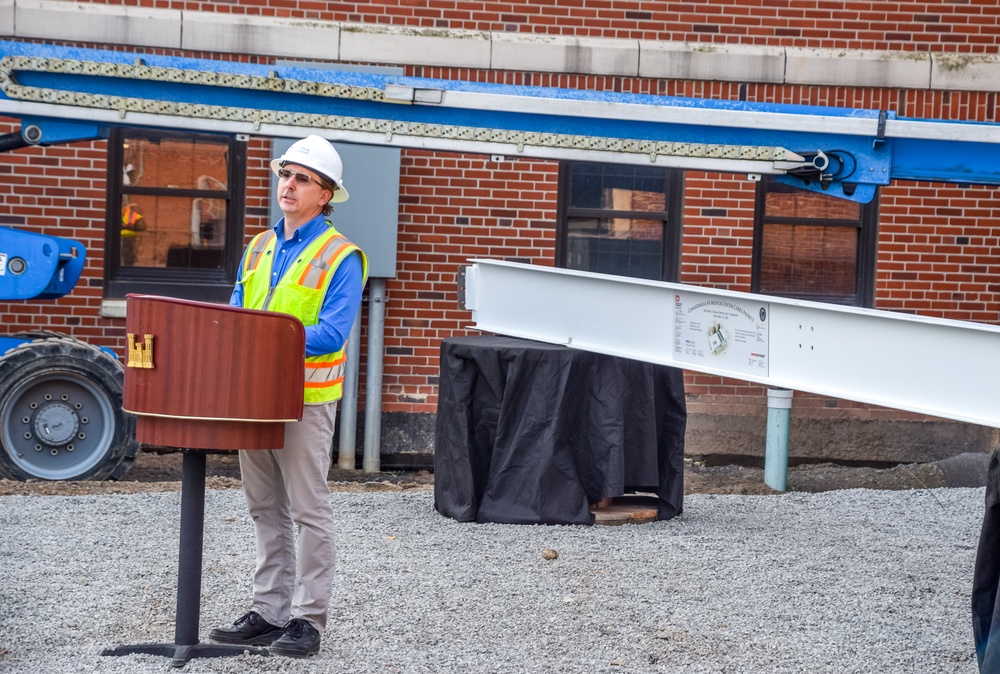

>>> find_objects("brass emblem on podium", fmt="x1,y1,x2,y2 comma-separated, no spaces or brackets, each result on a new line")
126,333,154,369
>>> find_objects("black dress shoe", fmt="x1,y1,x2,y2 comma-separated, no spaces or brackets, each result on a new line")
268,618,321,658
208,610,282,645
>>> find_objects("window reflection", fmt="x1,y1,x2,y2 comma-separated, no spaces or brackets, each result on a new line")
567,216,664,279
755,178,875,305
759,224,856,295
562,162,678,281
119,196,227,269
119,135,229,270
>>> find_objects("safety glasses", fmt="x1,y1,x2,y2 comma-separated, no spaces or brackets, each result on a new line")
277,167,327,189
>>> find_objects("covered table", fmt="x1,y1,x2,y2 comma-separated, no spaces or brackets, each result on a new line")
433,335,686,525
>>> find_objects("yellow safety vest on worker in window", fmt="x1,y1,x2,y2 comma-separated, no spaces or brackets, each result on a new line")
239,225,369,404
121,203,145,237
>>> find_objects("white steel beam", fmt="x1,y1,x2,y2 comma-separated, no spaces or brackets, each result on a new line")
463,260,1000,428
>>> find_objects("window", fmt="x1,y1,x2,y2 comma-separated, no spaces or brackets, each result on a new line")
556,162,684,281
752,178,879,307
104,128,246,302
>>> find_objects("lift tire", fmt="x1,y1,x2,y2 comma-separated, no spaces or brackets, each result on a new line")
0,336,139,481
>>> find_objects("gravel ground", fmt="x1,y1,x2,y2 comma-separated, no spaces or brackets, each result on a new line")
0,484,986,673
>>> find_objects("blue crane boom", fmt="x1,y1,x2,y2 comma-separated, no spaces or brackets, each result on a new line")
0,39,999,207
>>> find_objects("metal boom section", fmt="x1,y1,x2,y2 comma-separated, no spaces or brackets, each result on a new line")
1,40,1000,203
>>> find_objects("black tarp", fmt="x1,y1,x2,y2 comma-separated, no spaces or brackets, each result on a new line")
973,447,1000,672
433,335,686,525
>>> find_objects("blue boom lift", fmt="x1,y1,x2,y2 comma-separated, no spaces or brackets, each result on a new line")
1,39,1000,480
0,224,138,480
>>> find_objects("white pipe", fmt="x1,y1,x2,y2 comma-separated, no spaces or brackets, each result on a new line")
337,304,362,470
363,279,386,473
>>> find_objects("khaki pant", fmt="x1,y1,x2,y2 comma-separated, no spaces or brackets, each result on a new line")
238,402,338,632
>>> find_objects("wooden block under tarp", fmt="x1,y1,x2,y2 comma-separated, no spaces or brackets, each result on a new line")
590,495,660,525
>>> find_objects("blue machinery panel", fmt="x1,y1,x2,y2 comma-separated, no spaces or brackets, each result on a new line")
0,227,86,301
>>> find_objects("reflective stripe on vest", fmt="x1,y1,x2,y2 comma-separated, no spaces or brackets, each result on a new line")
305,351,347,393
298,236,355,289
245,230,277,273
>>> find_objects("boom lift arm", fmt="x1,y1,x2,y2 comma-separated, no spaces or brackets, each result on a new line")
2,40,1000,204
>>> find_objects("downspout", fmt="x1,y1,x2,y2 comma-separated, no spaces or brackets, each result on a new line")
765,388,793,492
363,279,386,472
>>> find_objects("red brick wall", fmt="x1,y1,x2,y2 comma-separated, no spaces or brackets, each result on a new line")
89,1,1000,53
878,181,1000,322
4,4,1000,427
383,152,557,412
680,173,757,291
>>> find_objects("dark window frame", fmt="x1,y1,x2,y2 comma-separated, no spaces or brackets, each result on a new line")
555,162,685,282
103,127,247,302
751,178,880,307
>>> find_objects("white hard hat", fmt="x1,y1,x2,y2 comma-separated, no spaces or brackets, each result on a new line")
270,135,349,203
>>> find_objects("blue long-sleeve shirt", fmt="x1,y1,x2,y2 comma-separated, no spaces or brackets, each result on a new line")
230,214,364,357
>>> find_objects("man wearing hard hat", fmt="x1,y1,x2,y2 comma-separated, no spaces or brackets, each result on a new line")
211,135,369,658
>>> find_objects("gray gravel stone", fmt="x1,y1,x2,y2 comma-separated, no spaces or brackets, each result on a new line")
0,488,984,673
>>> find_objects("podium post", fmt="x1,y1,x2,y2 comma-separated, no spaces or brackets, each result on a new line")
102,295,304,667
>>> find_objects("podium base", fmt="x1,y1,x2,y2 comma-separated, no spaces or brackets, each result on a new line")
102,641,267,668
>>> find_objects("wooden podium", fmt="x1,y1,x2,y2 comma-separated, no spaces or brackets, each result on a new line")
103,295,305,667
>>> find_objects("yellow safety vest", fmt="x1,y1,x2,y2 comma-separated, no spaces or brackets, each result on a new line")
240,225,369,404
121,204,144,238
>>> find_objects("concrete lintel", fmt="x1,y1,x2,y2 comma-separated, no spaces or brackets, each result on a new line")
639,41,785,83
100,299,126,319
340,23,491,69
15,0,181,49
0,0,13,37
785,47,931,89
491,33,639,77
181,13,339,61
3,4,998,95
931,53,1000,93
